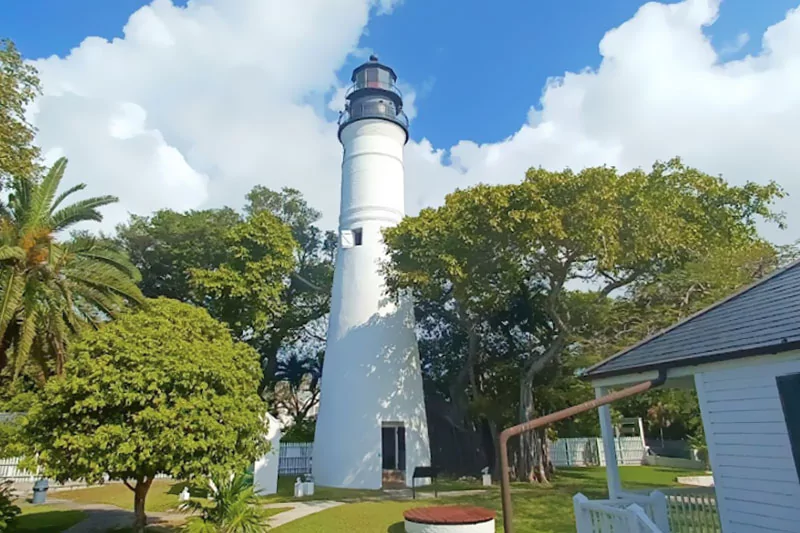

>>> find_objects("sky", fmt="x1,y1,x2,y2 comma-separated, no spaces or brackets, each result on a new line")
2,0,800,243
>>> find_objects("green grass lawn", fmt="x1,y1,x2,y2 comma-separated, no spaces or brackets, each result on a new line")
15,504,87,533
272,466,700,533
55,479,185,513
259,476,385,503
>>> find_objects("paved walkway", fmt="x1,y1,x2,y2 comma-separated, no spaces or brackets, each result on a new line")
265,501,343,528
48,498,186,533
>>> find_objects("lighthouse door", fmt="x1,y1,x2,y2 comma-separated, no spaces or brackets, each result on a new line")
381,423,406,487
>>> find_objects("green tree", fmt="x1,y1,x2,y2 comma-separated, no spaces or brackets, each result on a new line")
383,158,784,482
0,39,41,185
116,208,242,302
117,186,335,393
273,351,322,434
242,187,334,392
190,210,296,338
0,158,144,381
22,298,269,533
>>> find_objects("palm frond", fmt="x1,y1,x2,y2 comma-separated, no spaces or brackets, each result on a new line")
8,176,33,226
50,183,87,214
51,195,118,232
67,239,142,282
0,246,25,262
27,157,68,229
13,305,38,380
0,268,26,343
65,266,146,305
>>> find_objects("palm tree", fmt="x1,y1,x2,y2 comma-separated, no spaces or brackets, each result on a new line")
273,352,322,429
182,473,270,533
0,157,144,380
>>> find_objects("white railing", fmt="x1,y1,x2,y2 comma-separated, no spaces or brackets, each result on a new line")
660,487,721,533
574,493,662,533
615,488,720,533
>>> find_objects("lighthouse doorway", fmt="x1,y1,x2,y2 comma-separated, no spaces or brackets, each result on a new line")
381,422,406,487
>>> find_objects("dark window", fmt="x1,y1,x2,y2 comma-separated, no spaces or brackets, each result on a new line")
776,372,800,482
353,228,363,246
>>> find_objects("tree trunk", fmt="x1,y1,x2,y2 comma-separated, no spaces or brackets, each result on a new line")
517,376,536,482
132,477,153,533
534,427,551,484
487,418,501,477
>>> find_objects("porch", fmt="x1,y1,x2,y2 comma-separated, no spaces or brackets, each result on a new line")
573,377,721,533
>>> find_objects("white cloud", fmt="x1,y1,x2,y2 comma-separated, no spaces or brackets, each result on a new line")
720,31,750,56
27,0,800,245
29,0,387,229
406,0,800,244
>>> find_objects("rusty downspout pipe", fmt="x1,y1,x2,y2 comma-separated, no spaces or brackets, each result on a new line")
498,370,667,533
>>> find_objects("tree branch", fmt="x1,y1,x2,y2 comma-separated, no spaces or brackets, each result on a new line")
292,272,323,292
123,479,135,492
598,270,644,297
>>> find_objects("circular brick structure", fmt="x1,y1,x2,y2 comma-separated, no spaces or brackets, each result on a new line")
403,506,496,533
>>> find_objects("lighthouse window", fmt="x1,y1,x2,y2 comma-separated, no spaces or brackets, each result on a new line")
353,228,363,246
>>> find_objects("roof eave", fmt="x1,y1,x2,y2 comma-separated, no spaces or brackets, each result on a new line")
583,257,800,378
582,339,800,382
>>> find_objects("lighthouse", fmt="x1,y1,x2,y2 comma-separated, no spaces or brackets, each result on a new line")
312,56,430,489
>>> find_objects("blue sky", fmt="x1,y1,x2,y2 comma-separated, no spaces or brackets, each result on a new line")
3,0,800,243
4,0,797,149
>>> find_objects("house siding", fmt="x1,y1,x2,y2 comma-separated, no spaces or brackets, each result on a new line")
695,352,800,533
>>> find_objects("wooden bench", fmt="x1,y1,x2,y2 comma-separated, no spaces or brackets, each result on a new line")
403,506,496,533
411,466,439,499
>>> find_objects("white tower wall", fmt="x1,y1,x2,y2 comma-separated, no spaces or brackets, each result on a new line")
313,119,430,489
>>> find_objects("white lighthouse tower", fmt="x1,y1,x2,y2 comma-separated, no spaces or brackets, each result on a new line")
312,56,430,489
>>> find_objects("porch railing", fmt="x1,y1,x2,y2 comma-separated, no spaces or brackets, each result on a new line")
574,493,662,533
616,488,720,533
660,487,721,533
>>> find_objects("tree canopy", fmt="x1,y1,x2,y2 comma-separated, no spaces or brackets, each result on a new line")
0,39,41,185
117,186,334,397
22,298,269,532
383,158,786,481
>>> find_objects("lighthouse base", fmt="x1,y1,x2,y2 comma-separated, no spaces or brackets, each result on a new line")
312,301,430,490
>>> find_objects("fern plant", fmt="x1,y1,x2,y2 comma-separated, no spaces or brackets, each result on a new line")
0,157,144,380
182,473,270,533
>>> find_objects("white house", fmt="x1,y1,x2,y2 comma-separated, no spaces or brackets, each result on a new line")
575,260,800,533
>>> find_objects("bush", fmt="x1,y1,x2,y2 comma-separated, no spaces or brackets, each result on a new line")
182,473,270,532
0,480,21,532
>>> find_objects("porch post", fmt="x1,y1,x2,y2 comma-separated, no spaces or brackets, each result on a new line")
596,386,622,499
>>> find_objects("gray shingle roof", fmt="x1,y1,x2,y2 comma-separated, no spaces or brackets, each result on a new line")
584,260,800,379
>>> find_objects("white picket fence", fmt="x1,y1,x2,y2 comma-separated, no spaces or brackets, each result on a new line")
551,437,646,467
576,488,721,533
0,457,36,482
270,437,646,478
574,493,663,533
278,442,313,476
